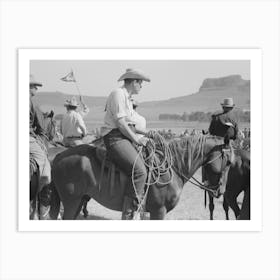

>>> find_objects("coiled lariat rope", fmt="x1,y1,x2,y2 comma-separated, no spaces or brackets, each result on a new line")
131,131,174,216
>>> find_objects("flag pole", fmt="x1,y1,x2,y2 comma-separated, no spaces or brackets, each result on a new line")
71,68,83,104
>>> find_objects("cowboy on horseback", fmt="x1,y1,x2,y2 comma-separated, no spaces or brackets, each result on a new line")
29,74,52,219
209,98,239,144
101,68,150,220
61,96,89,147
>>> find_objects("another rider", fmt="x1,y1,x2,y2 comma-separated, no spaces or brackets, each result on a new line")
29,74,52,219
101,68,150,220
61,96,89,147
208,98,239,144
202,98,238,186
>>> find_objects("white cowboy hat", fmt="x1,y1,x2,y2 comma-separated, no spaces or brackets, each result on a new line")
221,98,235,107
64,97,79,107
118,68,151,82
30,74,42,87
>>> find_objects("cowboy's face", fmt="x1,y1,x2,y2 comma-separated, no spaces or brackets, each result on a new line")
222,106,233,113
131,79,143,95
29,84,38,97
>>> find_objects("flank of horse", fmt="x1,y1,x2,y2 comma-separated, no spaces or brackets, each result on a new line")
50,135,231,220
206,149,250,220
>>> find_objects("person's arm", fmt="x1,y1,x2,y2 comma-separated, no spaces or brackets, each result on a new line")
117,117,148,145
110,90,148,145
76,114,87,137
208,116,215,135
33,109,46,136
79,104,89,117
234,121,239,139
79,96,89,117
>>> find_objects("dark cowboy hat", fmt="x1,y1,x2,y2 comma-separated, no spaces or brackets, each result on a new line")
221,98,235,107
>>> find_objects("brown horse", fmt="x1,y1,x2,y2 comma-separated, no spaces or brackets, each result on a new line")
225,149,250,219
49,135,233,220
206,149,250,220
29,109,57,219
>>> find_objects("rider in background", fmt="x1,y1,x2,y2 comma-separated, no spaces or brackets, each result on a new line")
29,74,52,219
202,98,238,186
61,96,89,147
101,68,150,220
209,97,239,145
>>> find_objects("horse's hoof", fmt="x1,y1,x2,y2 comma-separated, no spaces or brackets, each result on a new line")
83,211,88,218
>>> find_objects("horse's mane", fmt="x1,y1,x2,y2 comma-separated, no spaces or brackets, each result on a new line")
168,135,224,175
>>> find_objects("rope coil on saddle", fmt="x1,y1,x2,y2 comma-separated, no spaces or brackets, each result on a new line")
131,131,174,214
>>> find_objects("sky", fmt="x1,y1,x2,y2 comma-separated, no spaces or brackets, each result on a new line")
30,60,250,102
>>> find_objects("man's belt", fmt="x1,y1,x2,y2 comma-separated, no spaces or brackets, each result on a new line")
66,136,82,139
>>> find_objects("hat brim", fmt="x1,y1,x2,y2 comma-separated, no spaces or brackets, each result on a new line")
64,103,78,107
221,103,235,107
30,82,42,87
118,72,151,82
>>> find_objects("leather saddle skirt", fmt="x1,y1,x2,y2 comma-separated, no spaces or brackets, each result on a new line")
95,146,128,198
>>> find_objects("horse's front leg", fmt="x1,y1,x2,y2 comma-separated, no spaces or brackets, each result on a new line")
223,195,229,220
208,193,214,220
149,207,167,220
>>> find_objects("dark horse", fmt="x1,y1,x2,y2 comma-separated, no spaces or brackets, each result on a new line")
50,135,233,220
29,108,56,219
206,149,250,220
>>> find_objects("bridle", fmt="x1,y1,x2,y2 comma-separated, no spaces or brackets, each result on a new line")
173,146,232,198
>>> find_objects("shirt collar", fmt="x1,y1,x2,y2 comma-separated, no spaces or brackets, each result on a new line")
121,86,132,100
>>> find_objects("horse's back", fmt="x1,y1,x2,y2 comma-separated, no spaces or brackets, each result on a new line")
52,144,127,211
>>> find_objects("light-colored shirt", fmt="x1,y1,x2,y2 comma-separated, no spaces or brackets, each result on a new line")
101,87,134,136
61,106,89,138
131,111,147,131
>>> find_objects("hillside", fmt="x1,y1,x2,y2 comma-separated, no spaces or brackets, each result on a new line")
33,74,250,121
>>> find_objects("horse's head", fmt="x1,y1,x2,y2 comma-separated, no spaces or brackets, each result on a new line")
202,137,234,198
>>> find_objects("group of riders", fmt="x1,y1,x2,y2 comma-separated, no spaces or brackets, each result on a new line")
30,69,239,220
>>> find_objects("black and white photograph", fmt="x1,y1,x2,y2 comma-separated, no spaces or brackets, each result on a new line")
19,48,261,231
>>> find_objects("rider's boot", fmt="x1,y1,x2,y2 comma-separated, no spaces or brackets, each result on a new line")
121,196,141,220
38,183,53,220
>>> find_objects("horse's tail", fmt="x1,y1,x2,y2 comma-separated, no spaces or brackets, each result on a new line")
49,181,61,220
204,190,207,208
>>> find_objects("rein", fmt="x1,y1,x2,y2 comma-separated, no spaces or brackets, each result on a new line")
131,133,232,215
172,152,224,197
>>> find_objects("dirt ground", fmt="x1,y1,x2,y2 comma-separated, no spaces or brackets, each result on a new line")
76,169,243,220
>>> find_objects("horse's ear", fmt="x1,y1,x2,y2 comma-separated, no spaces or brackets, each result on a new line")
47,110,54,119
202,130,208,135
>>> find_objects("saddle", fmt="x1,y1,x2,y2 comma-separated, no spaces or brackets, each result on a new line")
94,136,172,199
30,156,38,180
95,146,127,197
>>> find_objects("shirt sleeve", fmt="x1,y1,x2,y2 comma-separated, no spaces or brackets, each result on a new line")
79,104,90,117
75,113,87,134
109,89,128,120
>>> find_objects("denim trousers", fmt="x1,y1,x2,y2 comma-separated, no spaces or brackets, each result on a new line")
104,129,147,200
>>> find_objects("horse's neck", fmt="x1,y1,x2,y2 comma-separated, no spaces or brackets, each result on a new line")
171,136,219,180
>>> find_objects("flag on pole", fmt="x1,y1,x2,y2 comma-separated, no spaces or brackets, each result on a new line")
60,70,76,82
